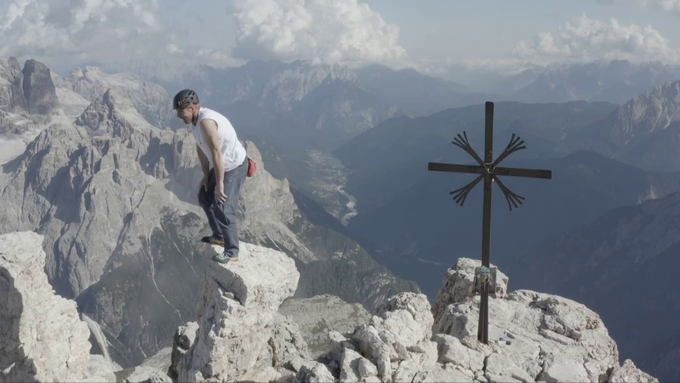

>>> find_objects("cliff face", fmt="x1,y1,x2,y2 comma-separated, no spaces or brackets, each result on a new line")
0,231,91,383
0,58,61,125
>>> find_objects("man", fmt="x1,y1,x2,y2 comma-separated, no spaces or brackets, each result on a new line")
173,89,248,263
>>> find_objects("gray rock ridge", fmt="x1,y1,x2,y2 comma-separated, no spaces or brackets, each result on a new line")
0,229,658,383
22,59,60,116
53,65,173,129
0,57,63,134
0,231,91,383
172,243,300,382
278,294,371,359
0,57,29,115
566,80,680,171
161,253,657,383
0,86,416,367
0,88,182,300
0,57,87,167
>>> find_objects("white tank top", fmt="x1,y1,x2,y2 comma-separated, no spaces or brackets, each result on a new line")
192,107,247,172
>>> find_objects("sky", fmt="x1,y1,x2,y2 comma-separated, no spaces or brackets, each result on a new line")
2,0,680,77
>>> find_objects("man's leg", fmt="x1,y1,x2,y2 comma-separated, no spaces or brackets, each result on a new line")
211,158,248,262
198,168,224,244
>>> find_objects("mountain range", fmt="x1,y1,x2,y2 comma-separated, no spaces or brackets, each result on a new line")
5,54,680,381
475,59,680,104
326,65,680,382
0,58,418,367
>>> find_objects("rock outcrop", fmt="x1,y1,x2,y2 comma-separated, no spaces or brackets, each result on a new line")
278,295,371,358
172,243,300,382
22,59,59,116
163,249,657,383
0,228,658,383
0,231,91,382
0,57,66,137
0,58,28,115
431,258,509,323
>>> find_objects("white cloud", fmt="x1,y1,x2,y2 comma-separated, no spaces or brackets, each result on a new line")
598,0,680,16
195,49,246,68
636,0,680,14
0,0,246,72
165,44,183,54
0,0,164,61
226,0,409,68
512,13,680,64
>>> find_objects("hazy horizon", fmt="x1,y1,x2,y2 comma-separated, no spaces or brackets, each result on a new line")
3,0,680,88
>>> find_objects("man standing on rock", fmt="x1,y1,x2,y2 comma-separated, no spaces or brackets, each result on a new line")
173,89,248,263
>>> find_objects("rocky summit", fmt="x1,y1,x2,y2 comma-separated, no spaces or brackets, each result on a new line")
0,231,115,383
0,230,658,383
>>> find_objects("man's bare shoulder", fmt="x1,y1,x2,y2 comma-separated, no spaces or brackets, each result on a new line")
200,118,218,135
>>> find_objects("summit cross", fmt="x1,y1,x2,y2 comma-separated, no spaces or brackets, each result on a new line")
427,101,552,344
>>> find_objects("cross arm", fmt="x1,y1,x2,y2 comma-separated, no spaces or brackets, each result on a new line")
493,167,552,179
428,162,486,175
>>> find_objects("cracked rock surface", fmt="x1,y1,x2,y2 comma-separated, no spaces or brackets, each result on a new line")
0,231,91,383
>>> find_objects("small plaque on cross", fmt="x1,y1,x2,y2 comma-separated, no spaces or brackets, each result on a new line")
474,266,497,296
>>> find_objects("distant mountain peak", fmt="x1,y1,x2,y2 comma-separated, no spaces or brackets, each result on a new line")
75,88,151,135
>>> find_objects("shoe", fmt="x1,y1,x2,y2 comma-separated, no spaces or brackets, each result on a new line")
212,251,238,263
201,234,224,245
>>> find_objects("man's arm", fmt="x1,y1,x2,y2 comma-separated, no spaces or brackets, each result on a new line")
197,144,210,178
200,119,225,185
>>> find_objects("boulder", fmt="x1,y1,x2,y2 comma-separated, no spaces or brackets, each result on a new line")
609,359,659,383
278,294,371,358
174,243,300,382
431,257,508,324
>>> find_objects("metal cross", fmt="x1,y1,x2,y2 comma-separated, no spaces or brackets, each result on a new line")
428,102,552,344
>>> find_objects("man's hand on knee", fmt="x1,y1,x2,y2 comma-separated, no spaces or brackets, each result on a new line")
215,182,227,204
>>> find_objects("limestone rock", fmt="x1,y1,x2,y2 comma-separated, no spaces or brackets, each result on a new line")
0,88,202,367
171,322,199,379
124,366,172,383
609,359,659,383
0,231,91,383
22,59,59,116
434,286,621,382
238,141,316,262
82,355,117,383
432,334,485,372
0,57,28,114
239,367,297,383
252,313,311,372
296,362,336,383
54,65,172,129
175,243,300,382
278,294,371,358
313,292,438,382
375,292,434,348
53,84,91,119
138,347,172,376
432,257,508,324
